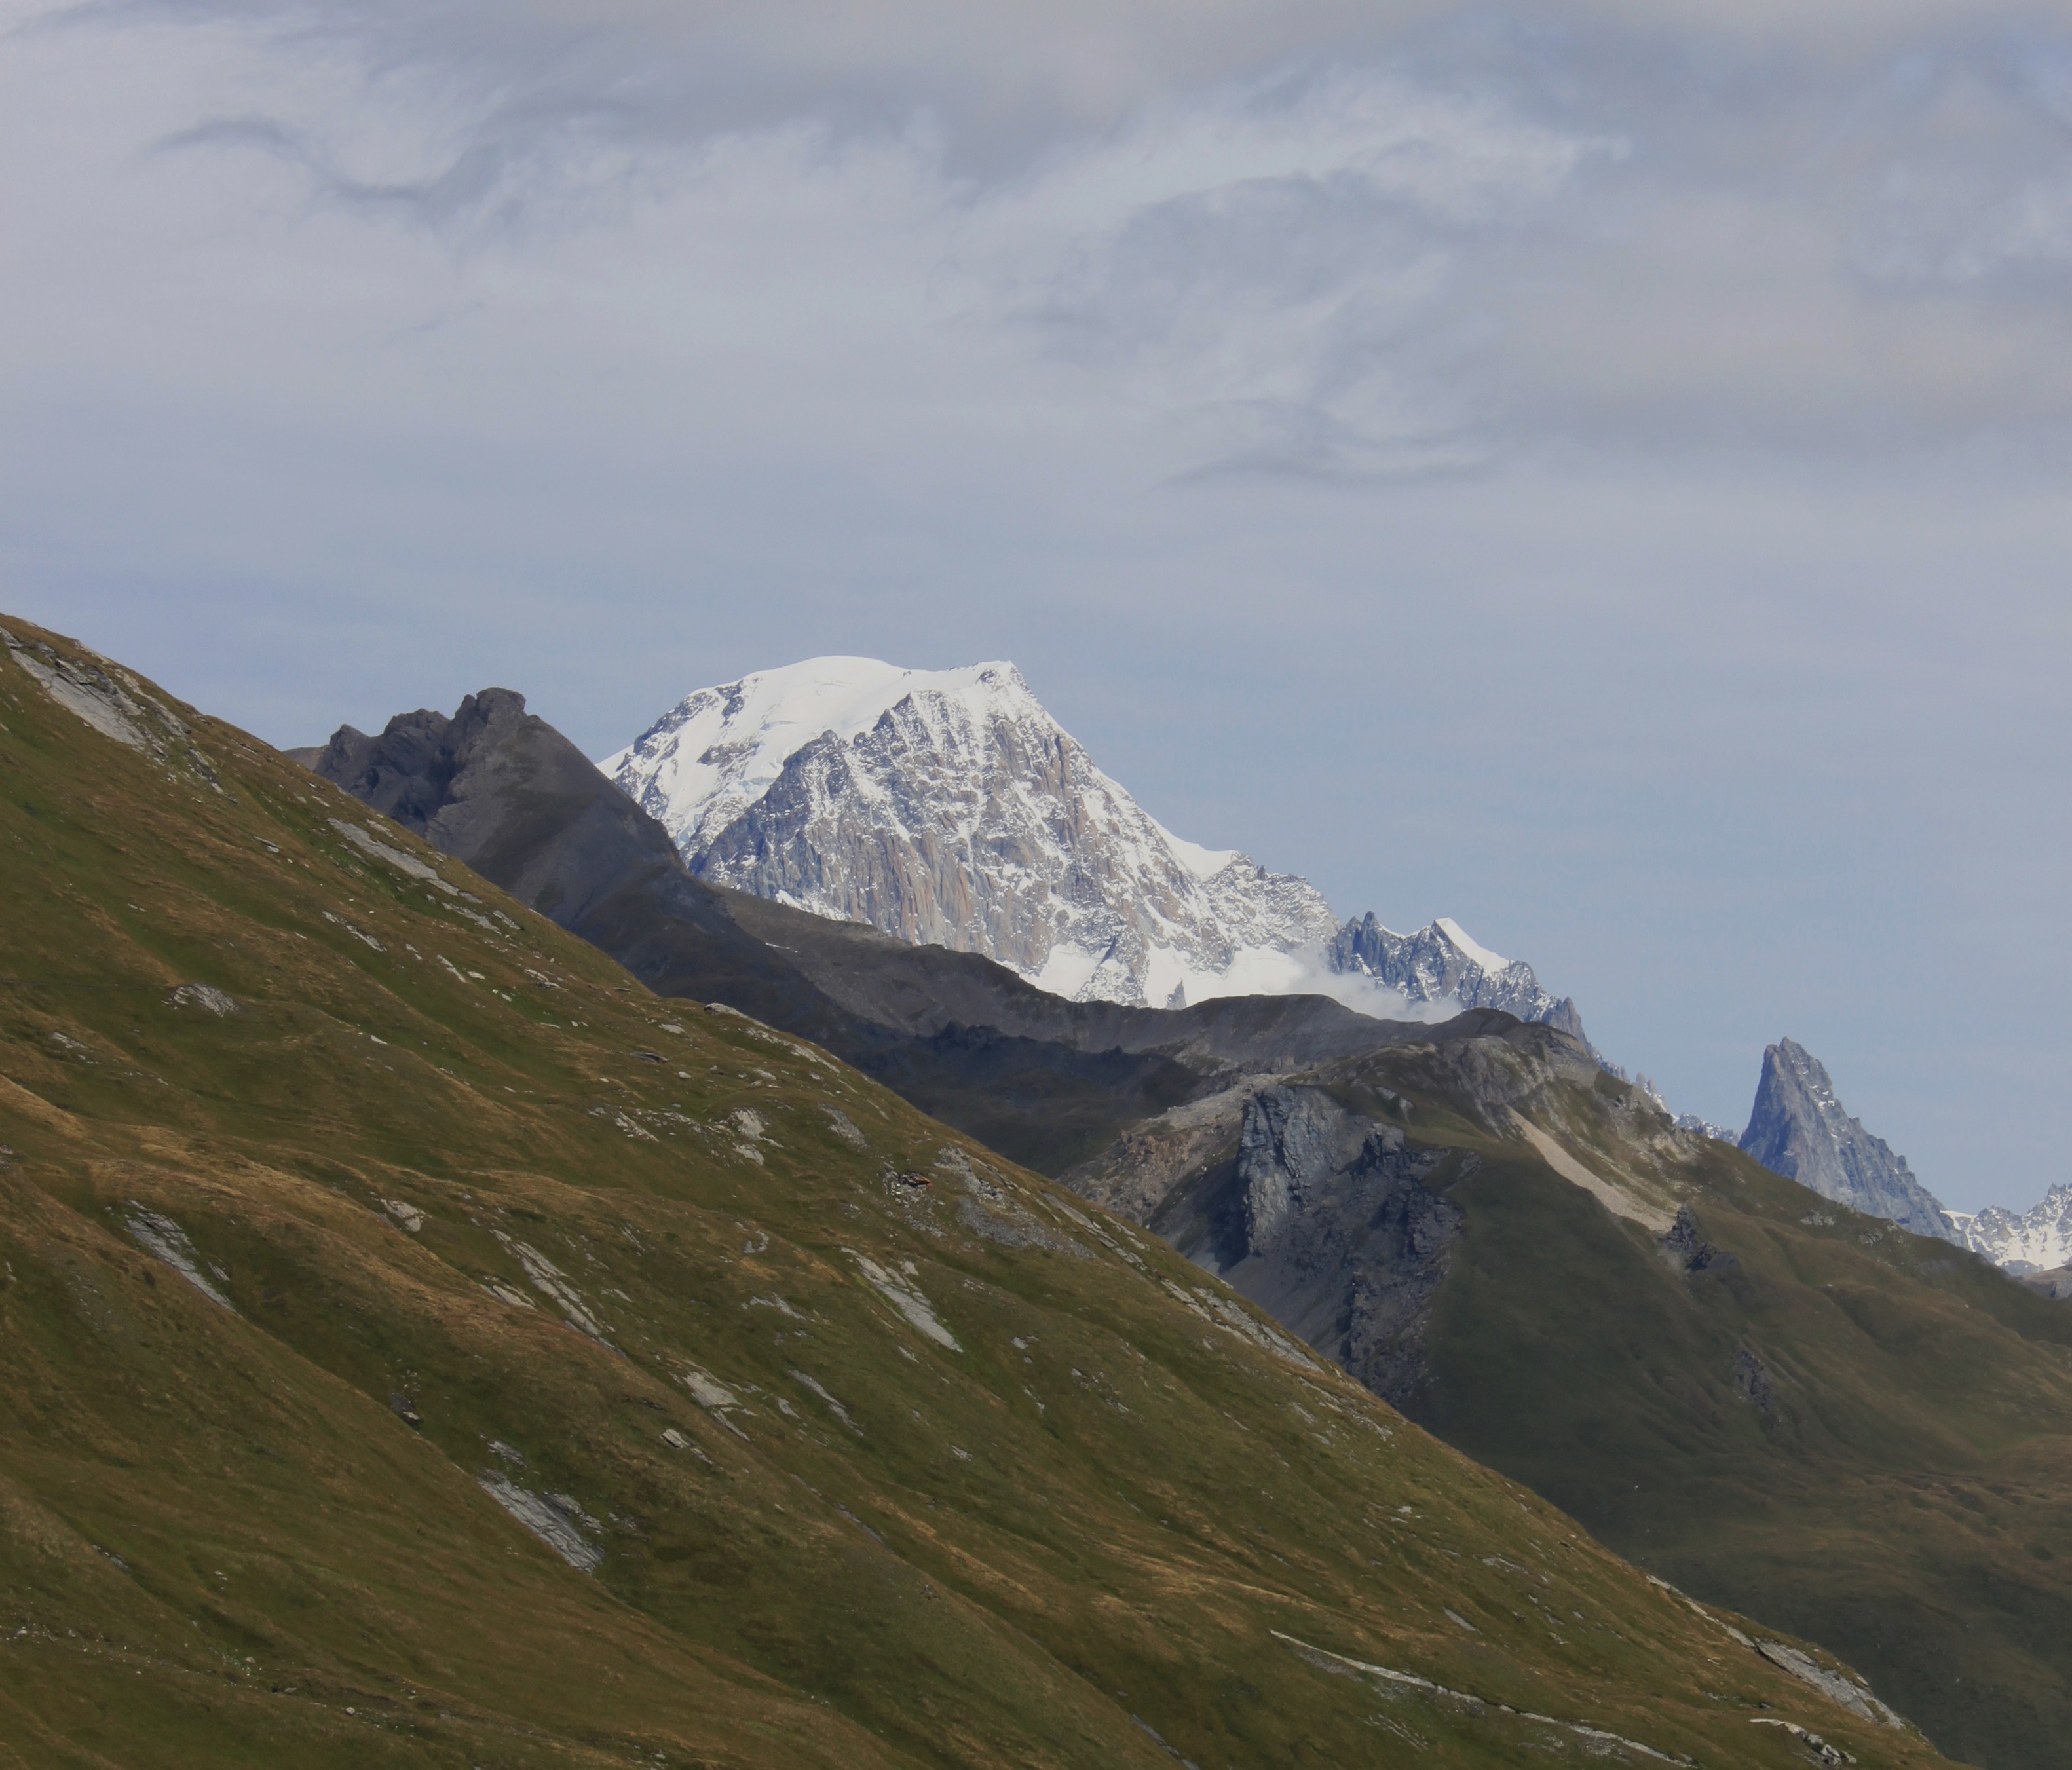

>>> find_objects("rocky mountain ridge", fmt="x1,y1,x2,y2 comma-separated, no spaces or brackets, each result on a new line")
603,657,1583,1033
303,688,1471,1176
1725,1038,2070,1274
1950,1184,2072,1275
1054,1021,2072,1770
1327,911,1585,1039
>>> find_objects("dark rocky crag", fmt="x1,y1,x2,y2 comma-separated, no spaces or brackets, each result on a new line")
1150,1082,1465,1408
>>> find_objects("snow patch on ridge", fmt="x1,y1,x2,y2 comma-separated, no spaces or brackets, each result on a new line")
1434,917,1508,975
1150,815,1239,883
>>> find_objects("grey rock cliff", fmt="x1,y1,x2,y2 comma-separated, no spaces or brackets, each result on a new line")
1080,1066,1494,1409
1738,1039,1956,1241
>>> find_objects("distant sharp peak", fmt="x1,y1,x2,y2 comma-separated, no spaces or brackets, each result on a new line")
1739,1036,1958,1243
1765,1036,1845,1101
1756,1036,2072,1270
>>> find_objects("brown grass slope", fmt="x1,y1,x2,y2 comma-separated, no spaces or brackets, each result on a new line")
0,613,1949,1768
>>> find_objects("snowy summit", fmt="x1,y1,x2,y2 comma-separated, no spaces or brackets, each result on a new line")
603,656,1581,1030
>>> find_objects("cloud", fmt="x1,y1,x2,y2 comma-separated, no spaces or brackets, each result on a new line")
24,0,2072,474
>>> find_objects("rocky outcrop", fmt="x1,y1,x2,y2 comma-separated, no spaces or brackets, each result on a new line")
1150,1083,1462,1407
1733,1347,1777,1419
1738,1040,1957,1242
1661,1205,1739,1275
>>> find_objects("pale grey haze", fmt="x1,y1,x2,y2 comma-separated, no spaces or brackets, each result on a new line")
3,0,2067,1211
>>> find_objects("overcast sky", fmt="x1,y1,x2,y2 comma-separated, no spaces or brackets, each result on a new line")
5,0,2069,1210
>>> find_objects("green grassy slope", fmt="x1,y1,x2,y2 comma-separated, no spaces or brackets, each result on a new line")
0,614,1950,1768
1294,1044,2072,1770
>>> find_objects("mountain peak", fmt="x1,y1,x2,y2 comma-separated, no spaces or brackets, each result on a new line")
601,655,1344,1007
601,658,1581,1034
1327,911,1586,1044
601,657,1036,857
1739,1040,1955,1241
1948,1180,2072,1274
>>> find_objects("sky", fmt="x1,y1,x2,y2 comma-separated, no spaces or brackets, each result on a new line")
4,0,2069,1211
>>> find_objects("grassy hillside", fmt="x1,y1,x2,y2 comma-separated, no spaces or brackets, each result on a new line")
0,616,1957,1767
1102,1032,2072,1769
1427,1107,2072,1770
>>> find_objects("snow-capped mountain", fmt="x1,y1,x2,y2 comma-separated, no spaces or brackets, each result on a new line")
1328,913,1584,1040
601,656,1580,1027
1948,1186,2072,1275
1738,1038,1958,1242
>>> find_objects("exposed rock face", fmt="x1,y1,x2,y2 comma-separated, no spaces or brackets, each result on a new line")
1239,1087,1343,1252
1661,1205,1740,1275
1326,913,1586,1042
602,658,1581,1034
1150,1082,1463,1407
1738,1039,1957,1241
1733,1347,1776,1419
1948,1184,2072,1275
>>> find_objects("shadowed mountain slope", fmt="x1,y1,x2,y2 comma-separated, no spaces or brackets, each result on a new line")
0,613,1954,1769
305,692,1437,1174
